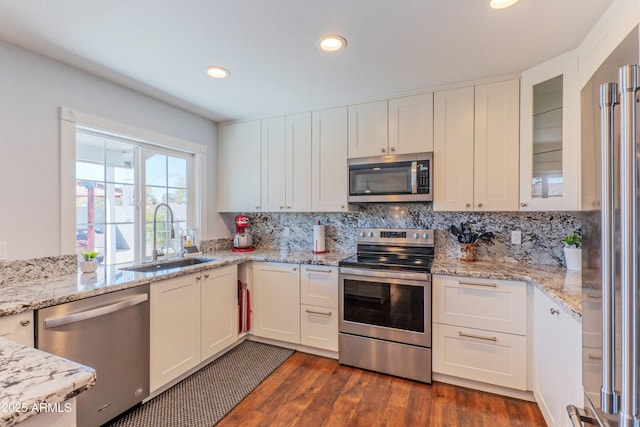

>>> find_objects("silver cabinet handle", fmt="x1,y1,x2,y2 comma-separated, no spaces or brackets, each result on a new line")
458,331,497,342
619,65,638,420
465,203,471,208
204,273,210,279
381,147,386,153
600,80,620,415
459,281,497,288
341,205,346,209
390,146,396,152
305,309,332,317
44,294,148,329
255,206,260,210
20,319,30,327
589,353,603,361
287,205,292,209
292,267,298,271
477,203,483,208
306,268,333,274
520,202,528,207
550,308,560,315
280,206,284,209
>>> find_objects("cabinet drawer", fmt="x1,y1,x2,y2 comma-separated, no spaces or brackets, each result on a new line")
300,266,338,308
300,304,338,352
0,311,34,347
433,275,526,335
433,323,527,390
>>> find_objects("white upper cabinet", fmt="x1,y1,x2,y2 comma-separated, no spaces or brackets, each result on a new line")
520,52,579,211
388,93,434,154
348,100,388,158
285,113,313,212
312,107,348,212
474,79,520,211
348,93,434,159
261,117,286,212
433,86,475,211
434,79,520,211
218,121,262,212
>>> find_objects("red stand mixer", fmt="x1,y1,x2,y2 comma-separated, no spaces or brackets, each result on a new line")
232,215,254,252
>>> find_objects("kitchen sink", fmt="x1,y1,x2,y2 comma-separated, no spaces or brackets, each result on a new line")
120,257,217,273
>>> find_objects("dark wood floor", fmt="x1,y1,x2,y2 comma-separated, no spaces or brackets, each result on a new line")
217,352,546,427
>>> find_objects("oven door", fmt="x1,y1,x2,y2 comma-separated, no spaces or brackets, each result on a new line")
339,267,430,347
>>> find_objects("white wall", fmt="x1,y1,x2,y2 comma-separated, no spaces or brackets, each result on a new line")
0,40,228,261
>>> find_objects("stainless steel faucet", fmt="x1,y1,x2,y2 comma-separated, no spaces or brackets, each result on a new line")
152,202,175,261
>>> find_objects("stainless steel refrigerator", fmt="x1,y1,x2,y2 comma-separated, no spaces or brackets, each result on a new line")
569,26,640,427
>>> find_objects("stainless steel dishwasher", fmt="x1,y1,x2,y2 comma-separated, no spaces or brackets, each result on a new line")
36,285,150,427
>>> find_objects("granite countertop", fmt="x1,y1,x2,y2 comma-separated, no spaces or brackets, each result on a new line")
0,337,96,427
432,256,582,321
0,249,579,426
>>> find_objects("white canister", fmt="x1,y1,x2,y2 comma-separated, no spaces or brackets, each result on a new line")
563,247,582,271
313,221,326,254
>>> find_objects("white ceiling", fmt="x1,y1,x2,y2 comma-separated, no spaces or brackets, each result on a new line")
0,0,613,123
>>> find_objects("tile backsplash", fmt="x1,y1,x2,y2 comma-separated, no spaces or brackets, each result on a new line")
237,203,581,267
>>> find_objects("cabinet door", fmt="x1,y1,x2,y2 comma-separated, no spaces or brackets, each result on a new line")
433,86,475,211
533,287,582,427
285,112,312,212
150,274,201,392
218,121,262,212
0,311,33,347
520,53,579,211
312,107,348,212
201,265,238,360
261,117,287,212
474,80,520,211
348,100,388,159
300,265,338,308
389,93,434,154
253,262,301,343
300,304,338,351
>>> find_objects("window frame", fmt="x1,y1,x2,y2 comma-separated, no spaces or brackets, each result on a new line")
60,107,206,262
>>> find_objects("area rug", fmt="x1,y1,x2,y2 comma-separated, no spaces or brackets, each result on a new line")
108,340,295,427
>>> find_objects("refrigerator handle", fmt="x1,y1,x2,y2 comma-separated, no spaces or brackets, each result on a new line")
618,64,639,426
599,81,620,415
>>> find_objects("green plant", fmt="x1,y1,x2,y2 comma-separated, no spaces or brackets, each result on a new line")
80,250,99,261
561,231,582,248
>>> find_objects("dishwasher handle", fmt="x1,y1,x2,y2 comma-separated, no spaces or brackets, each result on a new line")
44,294,148,329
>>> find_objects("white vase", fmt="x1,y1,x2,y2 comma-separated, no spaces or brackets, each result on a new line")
563,247,581,271
80,259,98,273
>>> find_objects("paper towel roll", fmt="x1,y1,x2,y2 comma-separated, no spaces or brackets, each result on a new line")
313,223,326,253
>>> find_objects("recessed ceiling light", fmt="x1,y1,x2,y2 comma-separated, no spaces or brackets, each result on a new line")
319,35,347,52
489,0,520,9
206,66,230,79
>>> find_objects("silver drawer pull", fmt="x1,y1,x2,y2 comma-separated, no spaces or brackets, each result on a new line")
459,281,497,288
306,269,332,274
305,309,332,317
588,354,603,360
20,319,30,327
458,331,497,342
550,308,560,315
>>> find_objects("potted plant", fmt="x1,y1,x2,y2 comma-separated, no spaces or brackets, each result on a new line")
80,250,99,273
561,231,582,271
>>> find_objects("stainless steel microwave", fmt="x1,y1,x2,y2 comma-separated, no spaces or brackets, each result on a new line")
348,152,433,203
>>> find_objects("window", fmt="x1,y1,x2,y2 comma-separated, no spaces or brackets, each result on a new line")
75,127,195,266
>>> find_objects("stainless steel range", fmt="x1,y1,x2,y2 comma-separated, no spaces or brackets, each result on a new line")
338,228,434,383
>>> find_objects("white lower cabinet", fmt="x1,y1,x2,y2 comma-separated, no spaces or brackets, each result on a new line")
0,310,34,347
533,286,582,427
253,263,339,352
252,262,301,344
432,275,528,390
150,265,239,393
201,264,238,360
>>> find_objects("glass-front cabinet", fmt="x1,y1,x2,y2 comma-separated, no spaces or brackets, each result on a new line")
519,52,580,211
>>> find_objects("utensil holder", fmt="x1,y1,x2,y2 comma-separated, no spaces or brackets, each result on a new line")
458,243,478,262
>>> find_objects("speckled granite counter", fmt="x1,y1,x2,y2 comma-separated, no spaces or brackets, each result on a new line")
432,257,582,321
0,249,579,426
0,337,96,427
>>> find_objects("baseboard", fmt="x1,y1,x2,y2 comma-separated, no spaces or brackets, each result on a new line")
247,335,339,360
432,373,536,402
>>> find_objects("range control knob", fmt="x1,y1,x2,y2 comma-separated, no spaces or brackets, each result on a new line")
413,232,419,239
359,231,366,238
423,233,429,239
368,232,374,238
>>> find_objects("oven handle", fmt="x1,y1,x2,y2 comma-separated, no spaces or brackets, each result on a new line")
339,267,429,282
